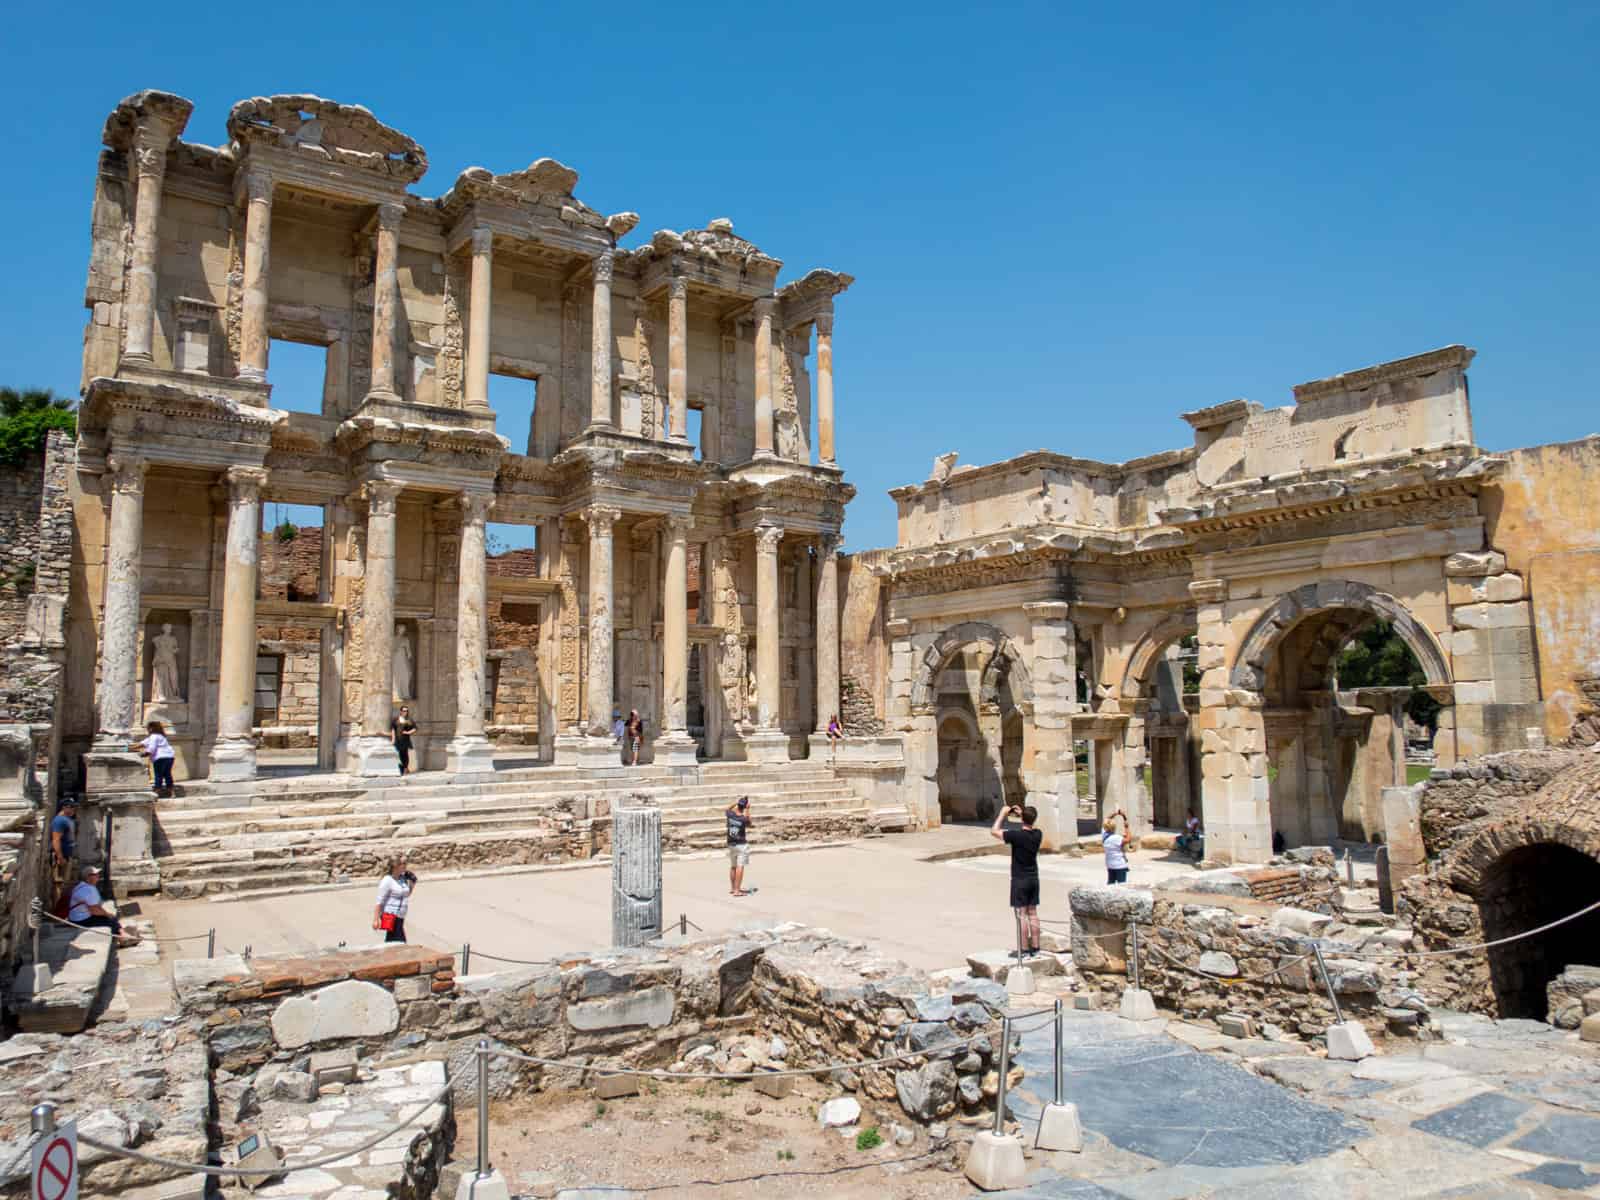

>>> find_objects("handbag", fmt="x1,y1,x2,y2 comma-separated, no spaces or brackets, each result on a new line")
379,912,397,932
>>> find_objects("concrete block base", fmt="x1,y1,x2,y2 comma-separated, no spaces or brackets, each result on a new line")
454,1168,511,1200
1035,1102,1084,1152
445,735,497,774
1326,1020,1376,1060
743,730,791,764
346,736,401,777
1120,988,1159,1021
964,1131,1028,1191
1006,966,1036,995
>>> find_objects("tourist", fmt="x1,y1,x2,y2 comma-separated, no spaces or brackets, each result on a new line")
373,855,416,943
1103,809,1131,884
391,706,417,775
826,714,843,760
726,796,752,896
1175,808,1203,859
50,798,77,893
69,865,138,946
990,803,1042,956
137,721,177,798
625,709,644,766
611,709,624,744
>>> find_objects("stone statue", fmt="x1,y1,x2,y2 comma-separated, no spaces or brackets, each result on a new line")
393,624,414,700
151,623,184,702
746,663,759,720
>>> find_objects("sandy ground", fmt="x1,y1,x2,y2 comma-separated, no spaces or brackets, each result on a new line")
455,1073,972,1198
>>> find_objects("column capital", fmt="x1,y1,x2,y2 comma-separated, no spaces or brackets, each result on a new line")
241,168,274,205
458,492,494,525
375,200,406,230
364,479,402,515
1022,600,1072,623
584,504,622,534
1189,579,1227,603
814,310,834,337
667,274,688,301
755,521,784,554
470,226,494,254
751,295,776,320
107,453,148,495
132,126,170,179
224,465,269,505
817,531,841,557
664,511,693,539
592,251,615,285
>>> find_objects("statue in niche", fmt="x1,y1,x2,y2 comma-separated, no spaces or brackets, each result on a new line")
393,624,414,700
746,657,760,720
151,623,184,702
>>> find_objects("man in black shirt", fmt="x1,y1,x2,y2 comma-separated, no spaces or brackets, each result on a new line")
991,802,1043,957
725,796,752,897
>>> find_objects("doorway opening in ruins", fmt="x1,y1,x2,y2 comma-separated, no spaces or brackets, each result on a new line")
489,373,538,456
932,649,1025,824
1118,616,1200,833
256,501,337,776
1478,843,1600,1019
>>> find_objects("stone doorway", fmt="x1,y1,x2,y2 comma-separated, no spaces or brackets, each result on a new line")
1478,842,1600,1019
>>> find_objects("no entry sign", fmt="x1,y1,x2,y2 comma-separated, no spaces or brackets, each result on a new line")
31,1121,77,1200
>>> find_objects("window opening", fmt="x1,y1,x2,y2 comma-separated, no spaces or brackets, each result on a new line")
267,339,330,415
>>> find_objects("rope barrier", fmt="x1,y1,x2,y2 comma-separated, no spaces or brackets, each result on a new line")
38,909,214,946
463,949,560,967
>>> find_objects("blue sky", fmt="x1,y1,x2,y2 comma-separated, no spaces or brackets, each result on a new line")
4,2,1596,552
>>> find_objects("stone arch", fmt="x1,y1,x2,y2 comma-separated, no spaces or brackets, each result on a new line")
1228,580,1452,694
911,621,1034,716
1443,758,1600,897
1119,608,1198,699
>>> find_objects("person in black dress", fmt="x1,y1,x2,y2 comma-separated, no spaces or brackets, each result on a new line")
391,705,417,774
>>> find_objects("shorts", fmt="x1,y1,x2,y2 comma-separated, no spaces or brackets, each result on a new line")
1010,876,1040,908
727,844,749,867
1107,867,1129,885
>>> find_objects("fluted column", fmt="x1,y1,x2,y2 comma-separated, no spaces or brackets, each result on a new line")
350,480,402,776
663,514,691,727
754,522,783,728
465,227,493,413
366,201,405,402
814,533,840,733
667,276,689,442
585,505,621,737
122,126,172,364
238,171,274,382
96,454,148,744
448,492,496,773
752,297,775,456
589,252,615,431
816,312,836,464
208,466,269,779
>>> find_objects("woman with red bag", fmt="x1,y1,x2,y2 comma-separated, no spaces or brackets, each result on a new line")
372,855,416,943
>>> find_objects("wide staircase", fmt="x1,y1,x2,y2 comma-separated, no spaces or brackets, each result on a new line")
152,760,872,898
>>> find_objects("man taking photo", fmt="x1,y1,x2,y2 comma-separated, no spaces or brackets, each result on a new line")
991,801,1042,958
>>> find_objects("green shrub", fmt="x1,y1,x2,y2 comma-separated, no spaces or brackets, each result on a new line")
855,1126,883,1151
0,387,76,466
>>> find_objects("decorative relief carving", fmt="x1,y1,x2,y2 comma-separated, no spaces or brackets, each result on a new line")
593,252,614,285
439,255,466,409
107,453,148,495
365,479,402,516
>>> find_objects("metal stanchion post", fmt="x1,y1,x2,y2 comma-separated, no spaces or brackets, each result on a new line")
1052,998,1064,1106
1344,849,1354,887
463,943,471,975
475,1038,491,1179
207,928,215,959
1311,944,1345,1025
1129,923,1141,990
32,1101,56,1137
680,913,687,936
992,1016,1012,1136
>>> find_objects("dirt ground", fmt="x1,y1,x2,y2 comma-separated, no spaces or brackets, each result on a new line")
455,1074,974,1198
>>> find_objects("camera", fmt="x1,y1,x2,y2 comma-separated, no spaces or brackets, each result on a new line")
402,870,417,886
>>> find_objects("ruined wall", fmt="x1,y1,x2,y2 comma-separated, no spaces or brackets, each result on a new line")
1480,436,1600,743
838,550,887,733
260,525,323,601
0,447,47,642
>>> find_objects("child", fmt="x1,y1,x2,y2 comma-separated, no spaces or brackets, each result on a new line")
137,721,177,798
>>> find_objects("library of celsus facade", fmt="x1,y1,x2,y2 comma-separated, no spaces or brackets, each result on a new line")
68,89,854,796
846,347,1600,863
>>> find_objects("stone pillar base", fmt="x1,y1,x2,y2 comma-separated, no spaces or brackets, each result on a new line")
83,748,150,795
654,733,699,767
79,790,160,897
445,734,497,775
807,733,842,765
719,732,750,762
207,737,258,782
964,1131,1027,1191
743,730,790,764
347,736,402,777
576,735,626,771
552,734,585,767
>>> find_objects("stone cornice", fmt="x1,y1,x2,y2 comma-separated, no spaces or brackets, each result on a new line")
226,94,427,183
102,90,194,152
334,414,508,462
1293,344,1475,404
81,374,277,445
887,446,1193,501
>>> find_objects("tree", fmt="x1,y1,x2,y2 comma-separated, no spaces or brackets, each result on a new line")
0,387,76,466
1334,621,1441,731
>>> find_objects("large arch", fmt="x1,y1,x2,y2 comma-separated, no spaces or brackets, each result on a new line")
1119,608,1198,699
910,621,1034,716
1228,580,1452,694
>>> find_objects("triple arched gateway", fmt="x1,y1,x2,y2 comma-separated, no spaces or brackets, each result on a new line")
863,345,1568,861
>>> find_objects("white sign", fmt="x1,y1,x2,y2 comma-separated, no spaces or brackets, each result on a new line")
31,1120,77,1200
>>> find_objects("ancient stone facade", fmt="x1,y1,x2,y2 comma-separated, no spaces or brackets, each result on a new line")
848,348,1599,862
65,89,854,803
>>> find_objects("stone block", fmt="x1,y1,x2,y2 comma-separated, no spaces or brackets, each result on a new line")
309,1046,357,1085
753,1070,794,1098
964,1131,1027,1191
271,1069,318,1102
1451,600,1531,630
271,979,399,1049
1120,988,1158,1021
1445,550,1506,576
1035,1102,1084,1153
1217,1012,1255,1039
593,1072,640,1099
895,1059,957,1121
566,985,674,1032
1198,951,1239,978
1584,989,1600,1017
1484,573,1525,602
1326,1021,1376,1061
394,975,432,1002
1581,1015,1600,1044
1271,907,1332,936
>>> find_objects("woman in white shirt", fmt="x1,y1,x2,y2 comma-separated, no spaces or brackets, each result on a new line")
373,855,416,943
137,720,178,798
1102,809,1131,884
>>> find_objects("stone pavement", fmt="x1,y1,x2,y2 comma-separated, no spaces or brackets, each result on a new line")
993,1004,1600,1198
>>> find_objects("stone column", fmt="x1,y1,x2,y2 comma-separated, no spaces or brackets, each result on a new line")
1023,601,1079,850
366,201,405,402
667,276,689,442
752,297,775,456
352,480,402,775
815,311,835,464
1192,578,1269,863
747,521,789,762
209,466,268,781
584,505,621,741
238,171,274,382
96,454,148,746
447,493,496,773
657,513,697,765
612,800,663,946
589,252,615,431
464,227,493,414
813,533,840,734
123,126,172,364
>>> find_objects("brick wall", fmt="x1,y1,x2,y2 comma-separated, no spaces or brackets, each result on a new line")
260,526,323,601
